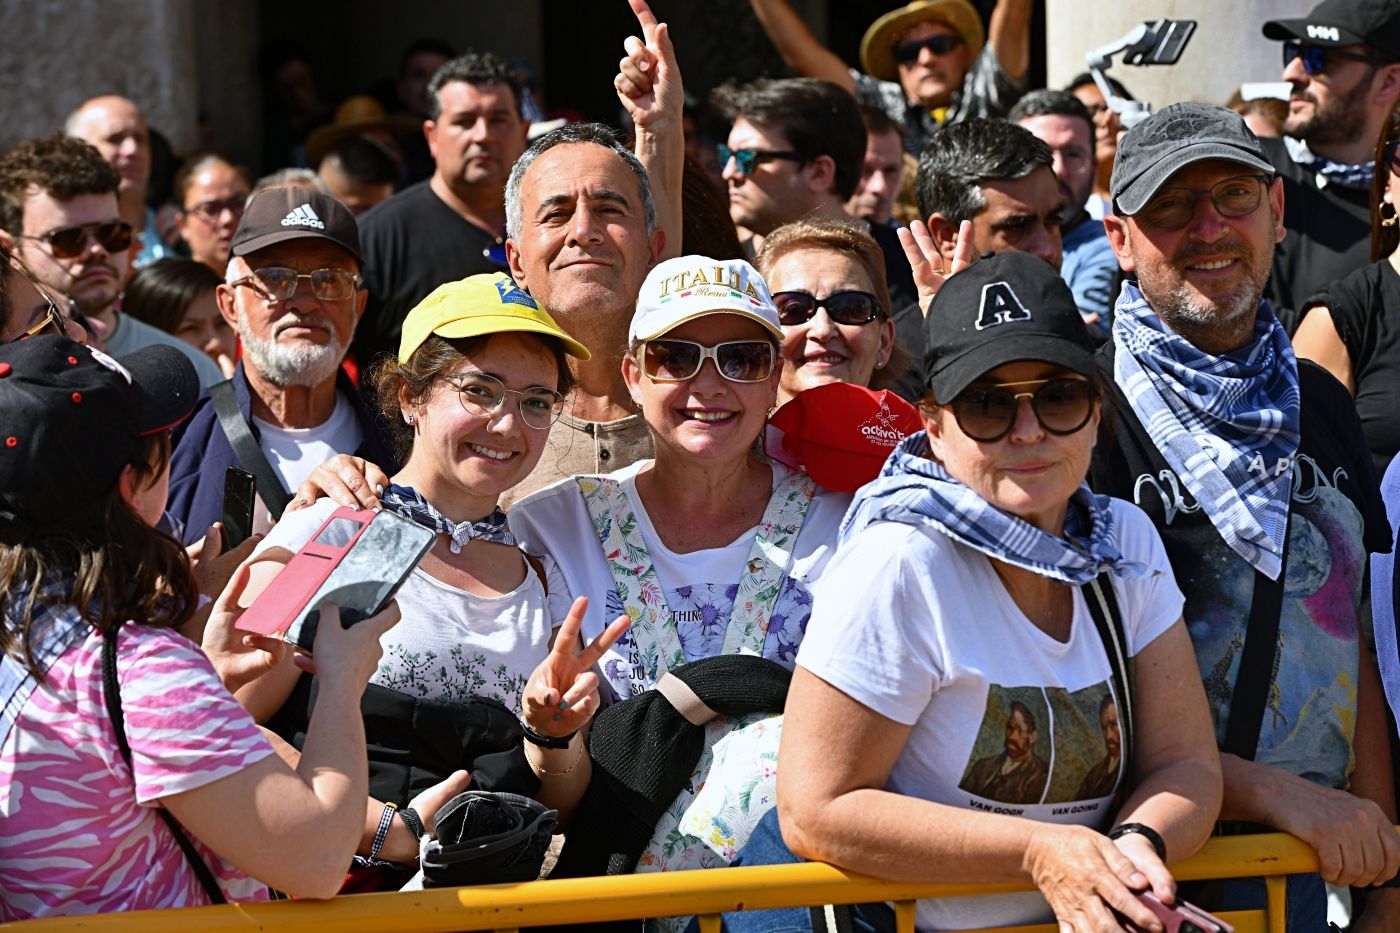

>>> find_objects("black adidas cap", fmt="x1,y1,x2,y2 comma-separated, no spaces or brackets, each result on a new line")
924,251,1094,402
230,185,362,262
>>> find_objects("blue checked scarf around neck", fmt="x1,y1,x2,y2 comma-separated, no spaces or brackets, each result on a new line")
379,483,515,553
1112,282,1299,579
1,575,89,750
841,433,1149,585
1286,137,1373,191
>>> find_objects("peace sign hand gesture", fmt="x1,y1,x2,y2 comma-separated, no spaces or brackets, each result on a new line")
522,596,631,737
897,218,976,317
615,0,683,131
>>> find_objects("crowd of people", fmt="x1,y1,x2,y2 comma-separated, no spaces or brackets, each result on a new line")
4,0,1400,930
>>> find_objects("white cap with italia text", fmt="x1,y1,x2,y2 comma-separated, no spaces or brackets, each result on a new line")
630,255,782,342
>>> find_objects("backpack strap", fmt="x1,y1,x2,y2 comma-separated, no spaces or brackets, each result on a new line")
210,379,292,519
1222,512,1292,761
102,625,228,905
1084,572,1134,777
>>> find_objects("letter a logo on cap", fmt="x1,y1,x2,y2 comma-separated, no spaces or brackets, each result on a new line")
974,281,1031,330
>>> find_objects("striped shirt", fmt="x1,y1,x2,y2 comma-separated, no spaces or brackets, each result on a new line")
0,623,273,919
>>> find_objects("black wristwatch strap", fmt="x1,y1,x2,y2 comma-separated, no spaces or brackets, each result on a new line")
521,721,577,749
1109,822,1167,861
398,806,425,841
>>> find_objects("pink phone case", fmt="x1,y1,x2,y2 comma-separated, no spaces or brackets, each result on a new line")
1123,892,1233,933
235,507,374,637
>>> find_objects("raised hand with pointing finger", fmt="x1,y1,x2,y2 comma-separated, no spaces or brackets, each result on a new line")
616,0,684,261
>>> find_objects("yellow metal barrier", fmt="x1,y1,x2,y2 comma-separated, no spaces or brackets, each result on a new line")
0,831,1322,933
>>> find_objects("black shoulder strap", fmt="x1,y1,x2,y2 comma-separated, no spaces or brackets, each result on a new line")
1222,514,1293,761
102,626,228,905
209,380,292,519
1084,572,1134,774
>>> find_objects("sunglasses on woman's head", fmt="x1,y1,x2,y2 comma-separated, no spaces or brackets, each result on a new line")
772,290,881,327
21,220,133,260
948,378,1097,443
641,339,776,384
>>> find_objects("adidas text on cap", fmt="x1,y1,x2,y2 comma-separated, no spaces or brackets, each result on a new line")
231,185,362,262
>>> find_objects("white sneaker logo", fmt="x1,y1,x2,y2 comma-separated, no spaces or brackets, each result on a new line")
280,205,324,229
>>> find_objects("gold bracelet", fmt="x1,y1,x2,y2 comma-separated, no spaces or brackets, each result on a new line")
529,733,585,776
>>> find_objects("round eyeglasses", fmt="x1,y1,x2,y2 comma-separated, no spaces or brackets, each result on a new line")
947,378,1098,443
449,372,564,431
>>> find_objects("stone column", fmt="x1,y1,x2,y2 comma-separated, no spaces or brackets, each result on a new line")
0,0,199,151
1046,0,1314,112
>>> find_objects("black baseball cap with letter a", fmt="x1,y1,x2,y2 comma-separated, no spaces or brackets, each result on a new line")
923,251,1095,403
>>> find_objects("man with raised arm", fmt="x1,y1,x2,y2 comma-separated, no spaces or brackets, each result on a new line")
747,0,1031,156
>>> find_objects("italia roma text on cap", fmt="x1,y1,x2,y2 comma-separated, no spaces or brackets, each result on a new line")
632,255,783,342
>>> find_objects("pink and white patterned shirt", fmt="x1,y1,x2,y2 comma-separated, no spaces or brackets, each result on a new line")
0,623,274,919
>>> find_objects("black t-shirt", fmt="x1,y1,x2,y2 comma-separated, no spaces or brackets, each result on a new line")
1260,136,1372,334
1303,259,1400,476
867,219,924,404
353,180,504,374
1090,342,1388,784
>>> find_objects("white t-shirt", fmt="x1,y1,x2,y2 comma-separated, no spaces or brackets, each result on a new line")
797,499,1184,931
251,392,363,496
254,499,553,713
509,460,850,698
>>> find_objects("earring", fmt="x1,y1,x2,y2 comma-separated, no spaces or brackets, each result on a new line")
875,354,888,370
405,413,415,426
1383,202,1398,228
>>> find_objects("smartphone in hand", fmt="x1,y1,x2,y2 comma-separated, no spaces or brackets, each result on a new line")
221,467,257,548
1121,892,1233,933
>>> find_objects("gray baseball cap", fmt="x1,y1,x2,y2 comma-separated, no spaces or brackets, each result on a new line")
1111,103,1276,216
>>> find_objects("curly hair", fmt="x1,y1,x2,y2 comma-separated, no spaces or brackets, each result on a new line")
0,135,118,234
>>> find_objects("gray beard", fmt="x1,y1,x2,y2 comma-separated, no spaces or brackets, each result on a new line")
236,312,345,387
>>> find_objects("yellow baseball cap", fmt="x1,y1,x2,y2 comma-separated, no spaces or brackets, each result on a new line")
398,273,591,364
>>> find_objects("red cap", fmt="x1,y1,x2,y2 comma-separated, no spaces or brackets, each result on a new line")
768,382,921,492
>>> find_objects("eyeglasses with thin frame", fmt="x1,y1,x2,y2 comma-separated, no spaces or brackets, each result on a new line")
448,371,564,431
2,246,75,342
947,378,1098,443
641,338,776,384
18,220,134,260
185,197,247,223
1137,174,1273,230
772,290,882,327
230,266,362,302
717,145,806,177
1283,40,1389,77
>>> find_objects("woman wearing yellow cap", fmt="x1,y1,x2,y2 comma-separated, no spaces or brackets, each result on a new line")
230,272,625,888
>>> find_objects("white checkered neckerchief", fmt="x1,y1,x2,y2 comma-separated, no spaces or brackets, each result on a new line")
1286,137,1374,191
379,483,515,554
841,433,1150,586
1112,282,1299,579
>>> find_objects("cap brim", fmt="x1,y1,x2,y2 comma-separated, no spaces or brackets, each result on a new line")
633,308,783,343
117,345,202,435
1116,143,1277,216
861,0,986,82
419,313,592,362
233,229,363,263
929,333,1095,403
1262,17,1367,47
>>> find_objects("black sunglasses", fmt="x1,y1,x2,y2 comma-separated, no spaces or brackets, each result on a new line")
717,145,806,177
21,220,133,260
1283,40,1388,77
893,33,965,66
949,378,1097,443
772,290,882,327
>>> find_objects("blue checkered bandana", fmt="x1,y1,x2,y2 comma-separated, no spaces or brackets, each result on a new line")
841,433,1150,585
1,576,88,749
380,482,515,554
1112,282,1299,579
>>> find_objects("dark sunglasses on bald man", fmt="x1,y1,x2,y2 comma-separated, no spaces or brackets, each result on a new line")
947,378,1098,443
772,290,882,327
1282,40,1389,77
20,221,133,260
893,33,965,66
